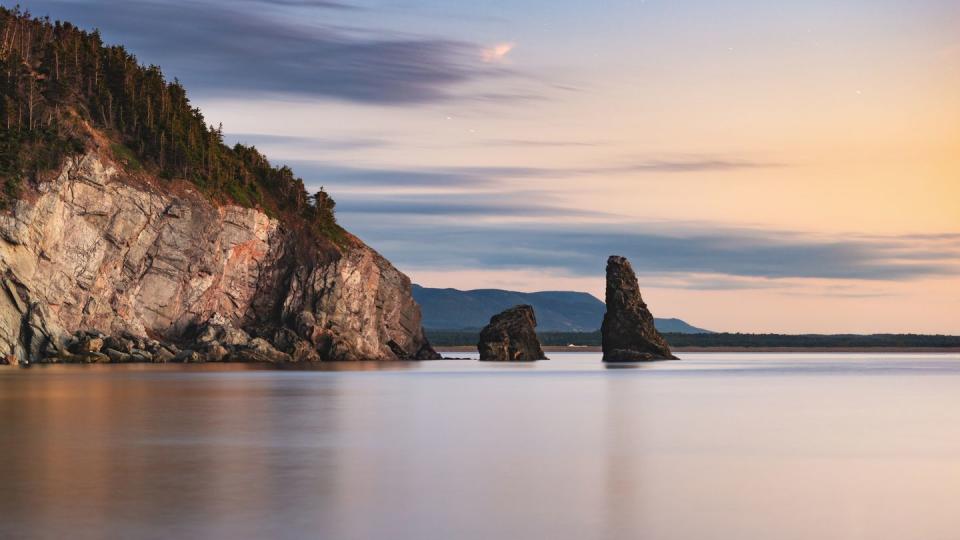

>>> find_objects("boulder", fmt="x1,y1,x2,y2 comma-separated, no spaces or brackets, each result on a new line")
153,347,176,363
477,305,547,362
195,313,251,347
234,338,291,363
70,335,104,354
202,341,229,362
80,351,111,363
130,349,153,362
601,256,677,362
290,339,322,363
104,348,131,363
104,336,134,354
173,349,202,363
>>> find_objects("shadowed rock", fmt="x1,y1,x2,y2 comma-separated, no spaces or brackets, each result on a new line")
477,305,547,362
601,256,677,362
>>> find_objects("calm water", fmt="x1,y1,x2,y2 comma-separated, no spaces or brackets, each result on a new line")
2,352,960,540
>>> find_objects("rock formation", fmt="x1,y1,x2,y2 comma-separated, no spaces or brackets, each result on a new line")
601,256,677,361
0,152,439,363
477,305,547,361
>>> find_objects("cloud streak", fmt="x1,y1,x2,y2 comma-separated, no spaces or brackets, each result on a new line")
337,219,960,283
337,194,613,218
240,0,359,8
20,0,509,104
224,133,388,151
289,157,782,190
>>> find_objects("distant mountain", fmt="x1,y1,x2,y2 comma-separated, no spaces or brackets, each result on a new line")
413,285,711,333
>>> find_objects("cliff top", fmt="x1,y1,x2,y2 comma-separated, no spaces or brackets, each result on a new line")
0,6,344,245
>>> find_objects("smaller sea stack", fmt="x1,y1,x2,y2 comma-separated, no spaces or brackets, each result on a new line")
477,305,547,361
601,256,678,361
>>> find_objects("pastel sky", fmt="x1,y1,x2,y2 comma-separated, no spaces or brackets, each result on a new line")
14,0,960,333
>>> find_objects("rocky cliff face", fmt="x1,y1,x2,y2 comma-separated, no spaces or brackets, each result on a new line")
0,152,438,363
601,255,677,361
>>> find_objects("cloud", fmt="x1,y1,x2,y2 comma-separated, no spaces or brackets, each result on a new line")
336,218,960,283
20,0,511,104
337,194,613,218
240,0,359,8
481,42,515,64
289,163,507,188
224,133,388,151
613,159,781,173
287,157,782,190
481,139,604,148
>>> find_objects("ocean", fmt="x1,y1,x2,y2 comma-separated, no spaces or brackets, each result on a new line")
2,352,959,539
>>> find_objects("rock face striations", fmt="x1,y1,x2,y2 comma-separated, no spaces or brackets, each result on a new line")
0,153,439,364
601,256,677,361
477,305,547,362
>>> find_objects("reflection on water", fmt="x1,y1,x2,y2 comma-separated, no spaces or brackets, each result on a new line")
1,353,960,539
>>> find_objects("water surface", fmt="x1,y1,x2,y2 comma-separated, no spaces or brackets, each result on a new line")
2,352,959,539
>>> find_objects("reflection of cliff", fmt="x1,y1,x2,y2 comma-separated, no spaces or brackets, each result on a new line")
0,366,350,536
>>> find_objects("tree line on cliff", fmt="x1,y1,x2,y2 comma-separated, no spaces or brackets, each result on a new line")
0,7,338,238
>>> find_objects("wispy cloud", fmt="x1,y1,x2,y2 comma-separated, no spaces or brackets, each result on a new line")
338,219,960,283
290,157,782,190
238,0,360,8
481,139,605,148
481,42,515,64
337,193,613,218
224,133,389,151
291,163,510,188
20,0,514,104
611,159,782,173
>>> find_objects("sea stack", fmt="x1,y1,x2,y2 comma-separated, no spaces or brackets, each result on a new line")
477,305,548,361
601,256,678,361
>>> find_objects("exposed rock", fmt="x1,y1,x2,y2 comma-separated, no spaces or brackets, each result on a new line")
477,305,547,362
130,349,153,362
601,256,677,362
153,347,175,363
70,336,104,354
104,335,134,354
195,313,251,347
104,348,131,363
238,338,291,363
173,349,201,363
80,351,111,364
199,341,225,362
0,152,438,363
289,339,322,363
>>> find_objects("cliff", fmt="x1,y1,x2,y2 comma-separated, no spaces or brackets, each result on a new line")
0,151,438,363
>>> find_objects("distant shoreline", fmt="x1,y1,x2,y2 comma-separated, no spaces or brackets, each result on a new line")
440,345,960,354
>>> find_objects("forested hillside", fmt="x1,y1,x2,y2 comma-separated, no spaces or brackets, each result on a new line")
0,6,337,237
413,285,712,333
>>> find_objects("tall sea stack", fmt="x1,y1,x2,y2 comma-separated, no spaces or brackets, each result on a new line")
601,256,677,361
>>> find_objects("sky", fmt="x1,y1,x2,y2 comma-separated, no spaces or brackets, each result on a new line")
12,0,960,333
